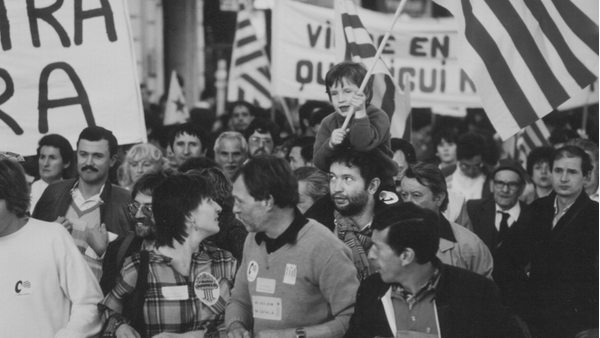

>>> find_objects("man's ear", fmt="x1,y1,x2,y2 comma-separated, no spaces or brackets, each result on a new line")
368,177,381,195
109,154,118,168
263,194,275,211
400,248,416,266
433,191,446,208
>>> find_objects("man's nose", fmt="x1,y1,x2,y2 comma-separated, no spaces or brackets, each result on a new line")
137,166,144,173
135,207,145,218
560,171,568,182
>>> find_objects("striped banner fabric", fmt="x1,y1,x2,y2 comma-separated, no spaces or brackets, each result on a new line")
433,0,598,140
227,8,272,108
335,0,412,140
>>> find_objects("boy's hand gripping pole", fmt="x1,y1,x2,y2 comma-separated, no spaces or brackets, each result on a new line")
340,0,408,131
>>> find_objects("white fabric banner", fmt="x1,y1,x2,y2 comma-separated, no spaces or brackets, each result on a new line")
272,0,598,112
0,0,145,156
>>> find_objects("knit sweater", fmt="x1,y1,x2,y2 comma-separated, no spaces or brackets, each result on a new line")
225,220,359,337
313,105,397,178
0,218,103,338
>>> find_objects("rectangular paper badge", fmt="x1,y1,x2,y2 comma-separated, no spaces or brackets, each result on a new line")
283,264,297,285
252,296,282,320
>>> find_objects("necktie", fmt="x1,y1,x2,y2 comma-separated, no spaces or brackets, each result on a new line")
498,212,510,245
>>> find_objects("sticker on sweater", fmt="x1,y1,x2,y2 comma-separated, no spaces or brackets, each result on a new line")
256,278,276,294
161,285,189,300
13,280,33,296
247,260,259,282
194,272,220,306
252,296,282,320
283,264,297,285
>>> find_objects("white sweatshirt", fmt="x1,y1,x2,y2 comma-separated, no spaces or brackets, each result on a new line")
0,218,103,338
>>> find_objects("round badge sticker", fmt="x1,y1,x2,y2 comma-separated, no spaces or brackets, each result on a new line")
247,260,259,282
194,272,220,306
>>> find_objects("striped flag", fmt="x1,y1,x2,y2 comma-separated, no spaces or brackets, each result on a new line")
227,7,272,108
335,0,411,140
433,0,598,140
514,119,551,168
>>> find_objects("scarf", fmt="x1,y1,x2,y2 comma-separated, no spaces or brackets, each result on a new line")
334,210,373,281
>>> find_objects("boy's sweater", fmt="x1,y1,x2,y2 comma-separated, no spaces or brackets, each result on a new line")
313,105,397,178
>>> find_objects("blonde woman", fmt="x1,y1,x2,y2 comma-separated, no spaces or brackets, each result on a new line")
118,143,168,190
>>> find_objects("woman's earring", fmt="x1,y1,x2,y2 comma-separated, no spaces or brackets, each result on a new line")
194,225,200,232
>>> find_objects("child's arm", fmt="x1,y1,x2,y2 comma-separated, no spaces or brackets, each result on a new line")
313,115,338,172
348,106,391,151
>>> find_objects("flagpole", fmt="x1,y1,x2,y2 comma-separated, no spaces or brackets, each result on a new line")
341,0,408,131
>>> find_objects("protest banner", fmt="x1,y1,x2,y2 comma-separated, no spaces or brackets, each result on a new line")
0,0,145,156
272,0,598,113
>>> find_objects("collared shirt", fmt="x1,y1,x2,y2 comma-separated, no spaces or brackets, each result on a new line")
70,180,105,211
99,243,237,338
553,196,575,228
391,268,441,335
590,187,599,203
494,202,521,231
449,167,485,201
255,208,308,254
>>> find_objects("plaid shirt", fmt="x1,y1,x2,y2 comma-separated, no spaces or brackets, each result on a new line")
99,242,237,337
391,268,441,310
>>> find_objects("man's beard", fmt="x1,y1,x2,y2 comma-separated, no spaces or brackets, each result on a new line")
332,190,370,217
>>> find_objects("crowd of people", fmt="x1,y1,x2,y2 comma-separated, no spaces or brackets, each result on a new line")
0,61,597,338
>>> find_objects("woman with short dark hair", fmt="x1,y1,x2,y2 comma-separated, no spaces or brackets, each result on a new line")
99,173,237,338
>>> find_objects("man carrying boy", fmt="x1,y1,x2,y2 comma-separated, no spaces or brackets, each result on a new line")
313,61,398,185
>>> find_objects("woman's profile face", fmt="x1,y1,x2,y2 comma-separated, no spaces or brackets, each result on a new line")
189,198,222,237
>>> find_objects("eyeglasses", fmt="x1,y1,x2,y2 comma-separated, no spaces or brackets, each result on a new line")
128,203,152,217
493,180,520,191
459,161,484,171
249,136,273,146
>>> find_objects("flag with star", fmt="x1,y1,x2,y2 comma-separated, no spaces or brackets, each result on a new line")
227,6,272,108
163,70,190,126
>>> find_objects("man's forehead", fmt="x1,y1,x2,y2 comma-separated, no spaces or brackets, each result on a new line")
250,131,272,139
78,139,110,152
330,161,361,176
400,177,428,191
220,138,242,149
134,193,152,204
553,156,583,171
494,169,520,181
175,132,200,143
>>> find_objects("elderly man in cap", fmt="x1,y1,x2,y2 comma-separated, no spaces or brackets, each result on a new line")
467,160,529,254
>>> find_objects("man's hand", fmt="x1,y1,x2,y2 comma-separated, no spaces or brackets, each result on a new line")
350,91,367,119
227,321,252,338
55,216,73,233
329,128,349,148
116,324,141,338
86,223,108,257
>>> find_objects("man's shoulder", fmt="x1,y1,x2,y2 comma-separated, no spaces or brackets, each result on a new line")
301,220,344,247
43,178,77,194
466,197,492,210
449,220,486,248
440,264,494,291
107,183,132,200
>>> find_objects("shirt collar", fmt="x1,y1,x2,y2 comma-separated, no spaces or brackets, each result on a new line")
255,208,308,253
70,180,105,204
391,266,441,307
438,214,457,243
495,201,521,221
553,195,575,218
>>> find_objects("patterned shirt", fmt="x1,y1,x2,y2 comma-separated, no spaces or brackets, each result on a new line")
99,243,237,337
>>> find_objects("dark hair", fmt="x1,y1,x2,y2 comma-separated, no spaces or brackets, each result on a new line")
372,202,440,264
549,127,579,146
456,133,486,161
244,118,281,146
289,136,316,163
233,155,299,208
178,156,221,173
0,158,30,218
402,162,449,212
37,134,74,177
152,173,214,247
132,168,176,200
188,167,234,212
526,146,555,177
325,61,373,106
391,138,417,164
229,101,256,117
434,129,458,147
329,150,383,189
293,167,328,201
168,122,210,152
310,107,333,126
298,101,332,133
552,145,593,176
77,126,118,157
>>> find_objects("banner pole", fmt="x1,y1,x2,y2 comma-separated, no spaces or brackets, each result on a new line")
340,0,408,130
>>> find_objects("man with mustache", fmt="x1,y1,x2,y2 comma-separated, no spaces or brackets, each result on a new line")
33,127,133,279
213,131,248,180
99,169,171,295
244,117,280,158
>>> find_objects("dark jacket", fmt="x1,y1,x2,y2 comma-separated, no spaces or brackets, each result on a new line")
495,191,599,338
32,178,133,237
344,264,524,338
466,197,528,254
